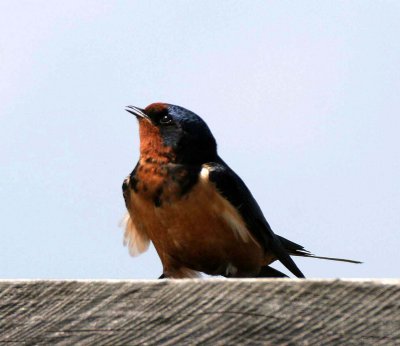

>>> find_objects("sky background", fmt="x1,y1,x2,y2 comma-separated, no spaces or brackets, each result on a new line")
1,1,399,279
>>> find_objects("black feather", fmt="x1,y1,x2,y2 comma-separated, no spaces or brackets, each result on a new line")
278,235,362,264
207,157,305,278
257,266,289,278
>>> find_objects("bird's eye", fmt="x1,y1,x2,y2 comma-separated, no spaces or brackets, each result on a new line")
159,114,173,125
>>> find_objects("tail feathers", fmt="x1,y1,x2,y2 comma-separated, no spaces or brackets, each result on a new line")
270,234,305,278
290,249,362,264
277,235,362,264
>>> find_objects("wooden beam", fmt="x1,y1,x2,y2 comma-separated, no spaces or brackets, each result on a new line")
0,279,399,345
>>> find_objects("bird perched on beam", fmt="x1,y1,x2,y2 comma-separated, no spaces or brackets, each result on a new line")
122,103,360,278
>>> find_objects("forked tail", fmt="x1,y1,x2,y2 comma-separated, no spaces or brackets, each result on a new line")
278,235,362,264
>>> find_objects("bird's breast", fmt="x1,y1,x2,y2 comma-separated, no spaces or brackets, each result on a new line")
128,164,265,276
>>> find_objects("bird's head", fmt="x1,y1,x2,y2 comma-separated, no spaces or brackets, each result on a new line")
126,103,217,165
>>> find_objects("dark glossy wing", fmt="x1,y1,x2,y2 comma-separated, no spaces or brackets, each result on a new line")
207,157,305,278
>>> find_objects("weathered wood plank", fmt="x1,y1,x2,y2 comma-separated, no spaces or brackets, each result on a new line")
0,279,399,345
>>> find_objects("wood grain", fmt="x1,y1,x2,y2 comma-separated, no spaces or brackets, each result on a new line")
0,279,399,345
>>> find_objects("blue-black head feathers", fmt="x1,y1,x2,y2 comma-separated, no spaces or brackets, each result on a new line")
127,103,217,164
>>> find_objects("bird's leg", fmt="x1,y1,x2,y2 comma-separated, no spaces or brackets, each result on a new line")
160,255,201,278
162,266,200,279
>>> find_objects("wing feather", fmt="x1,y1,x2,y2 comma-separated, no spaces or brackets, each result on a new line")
207,157,305,278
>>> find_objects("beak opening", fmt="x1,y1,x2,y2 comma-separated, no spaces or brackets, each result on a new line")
125,105,148,120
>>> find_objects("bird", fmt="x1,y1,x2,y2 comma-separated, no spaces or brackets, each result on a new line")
122,102,361,279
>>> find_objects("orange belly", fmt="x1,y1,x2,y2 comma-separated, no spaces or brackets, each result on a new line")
129,170,267,277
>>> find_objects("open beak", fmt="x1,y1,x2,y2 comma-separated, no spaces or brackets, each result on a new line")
125,105,149,120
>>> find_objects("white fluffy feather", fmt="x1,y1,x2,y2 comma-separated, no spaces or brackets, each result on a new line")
121,213,150,257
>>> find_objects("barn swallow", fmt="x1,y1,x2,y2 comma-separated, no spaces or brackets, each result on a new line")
122,103,360,278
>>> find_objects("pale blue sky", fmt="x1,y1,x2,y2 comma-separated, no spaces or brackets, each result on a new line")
1,1,399,279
